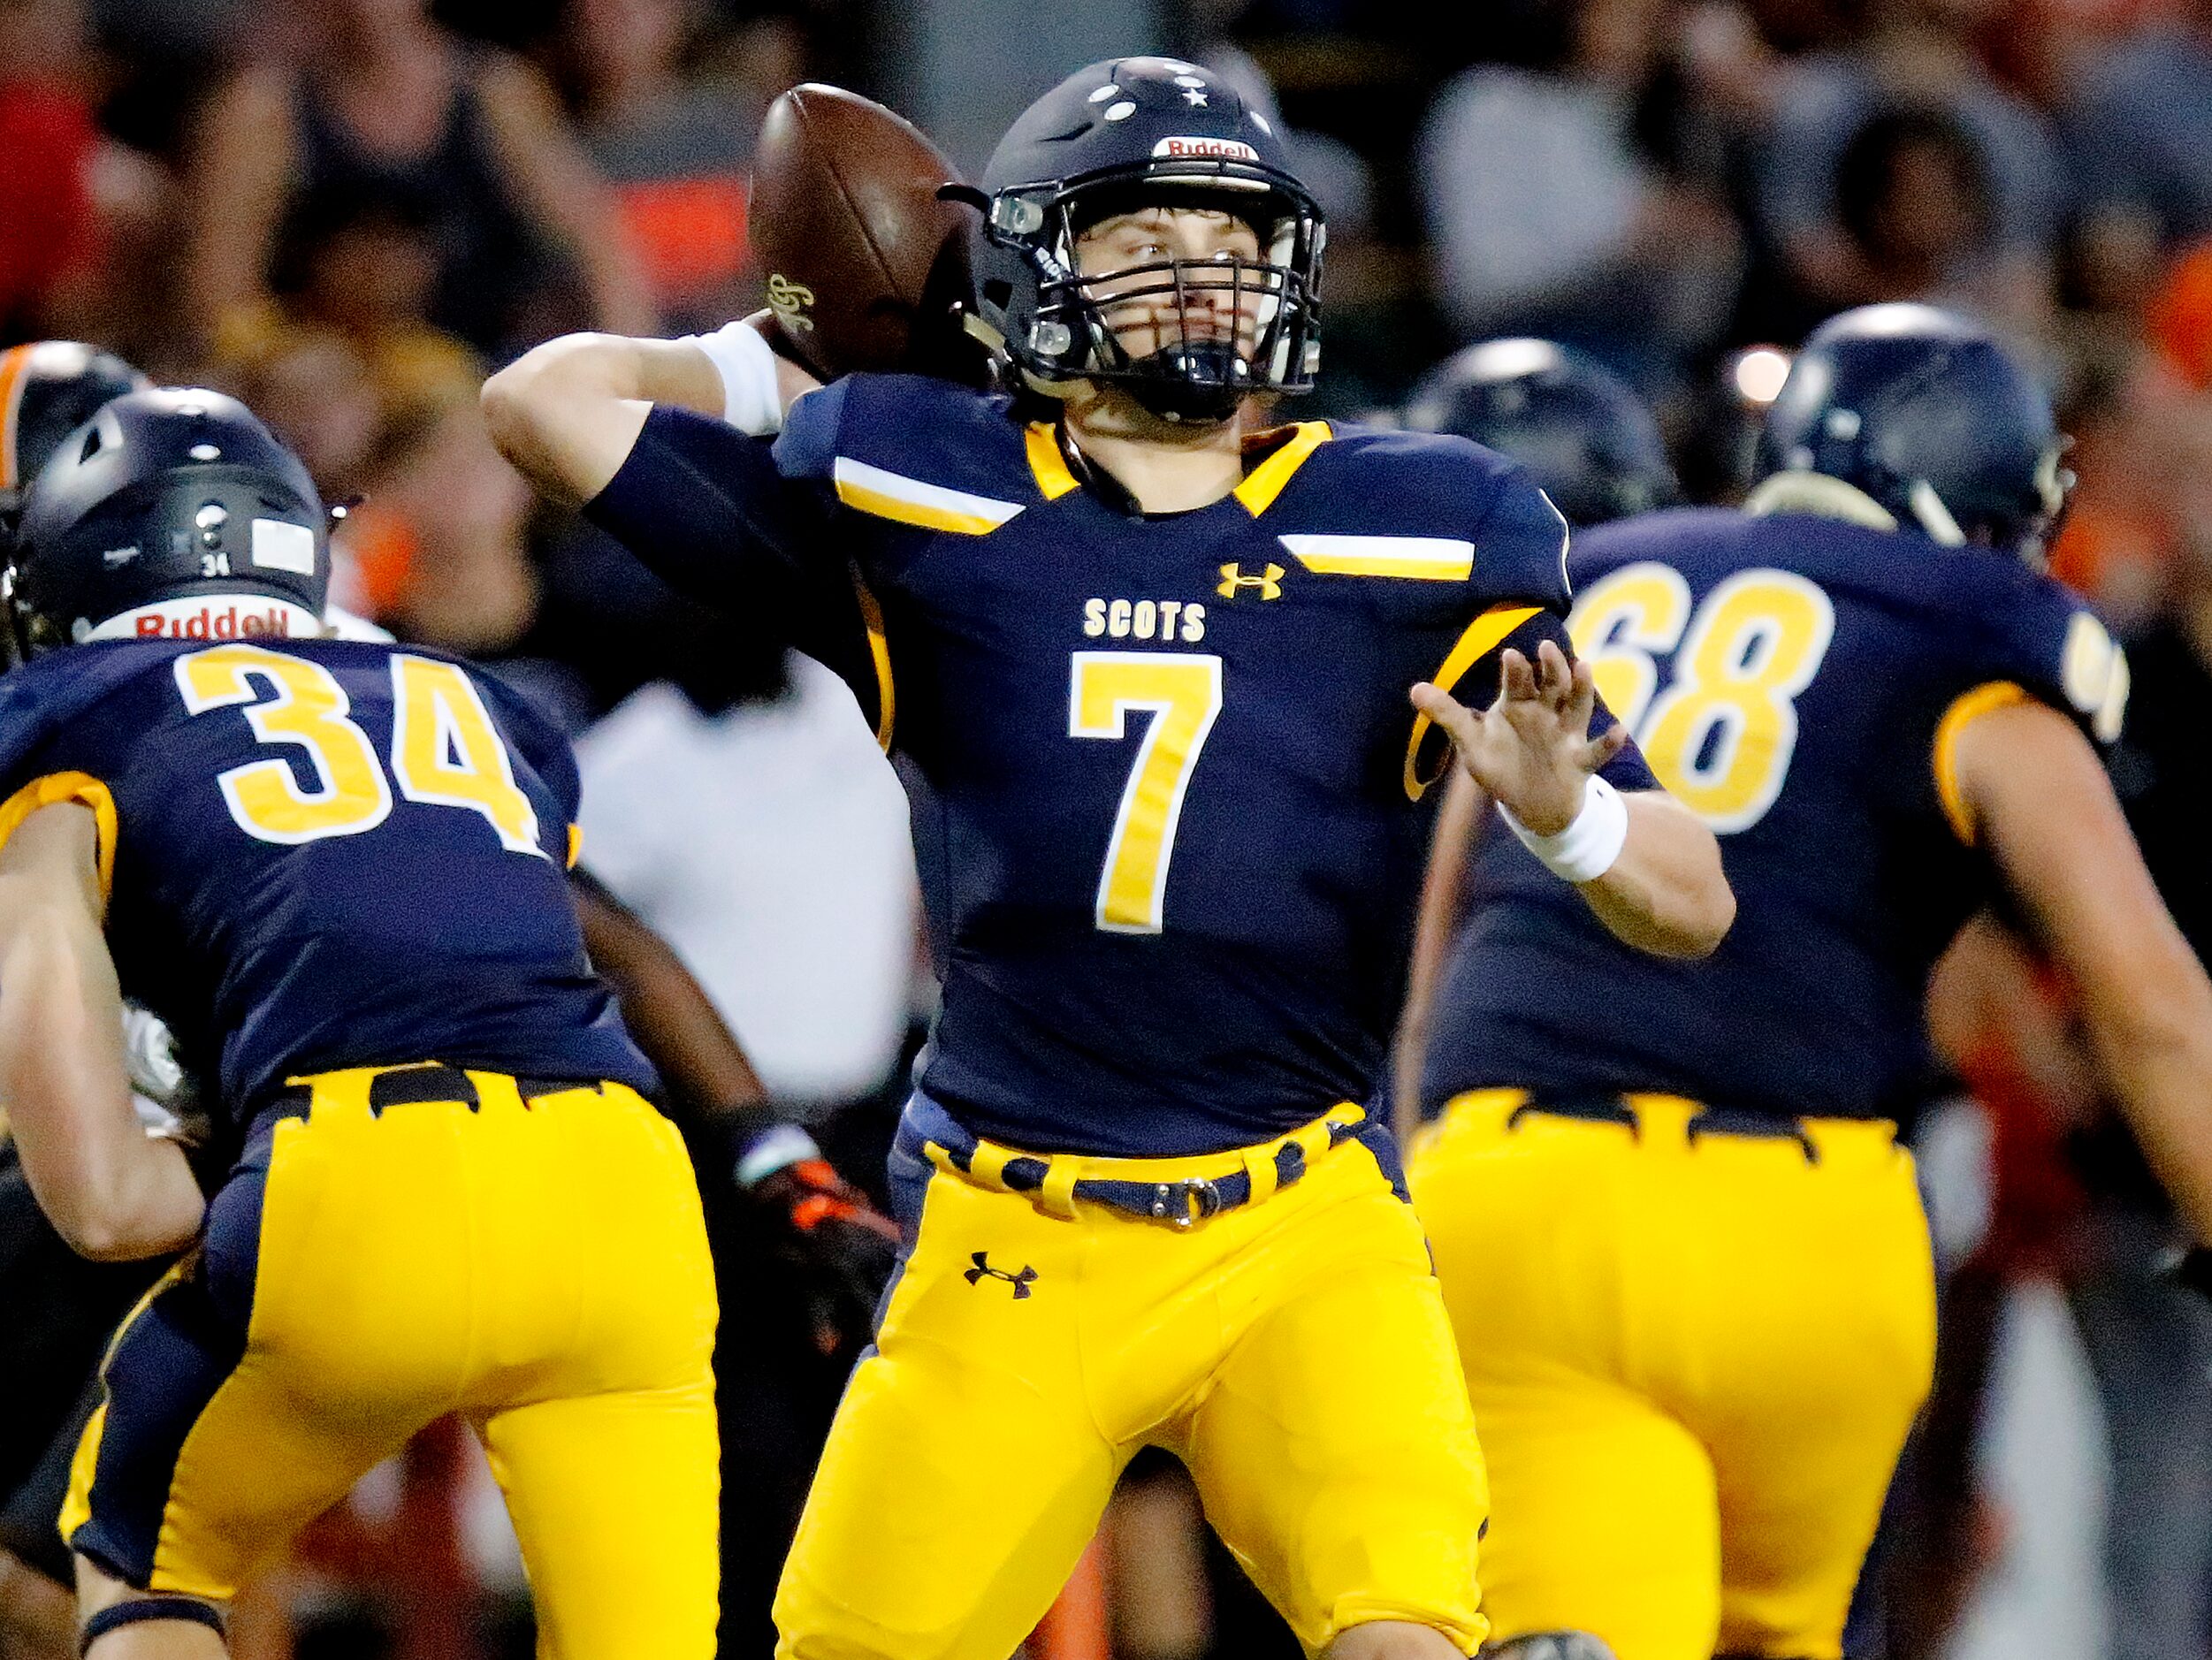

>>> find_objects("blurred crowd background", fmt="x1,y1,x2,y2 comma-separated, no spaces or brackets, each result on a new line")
5,0,2212,1656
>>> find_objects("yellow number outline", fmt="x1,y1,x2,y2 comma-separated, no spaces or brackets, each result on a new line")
1567,565,1836,834
1567,560,1693,733
1070,651,1224,934
173,644,393,845
388,655,546,858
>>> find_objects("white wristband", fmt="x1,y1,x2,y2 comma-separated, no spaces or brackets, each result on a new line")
679,320,784,437
736,1122,821,1186
1498,775,1629,885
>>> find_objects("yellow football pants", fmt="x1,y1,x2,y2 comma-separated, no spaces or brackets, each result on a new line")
62,1065,721,1660
773,1105,1491,1660
1409,1092,1935,1660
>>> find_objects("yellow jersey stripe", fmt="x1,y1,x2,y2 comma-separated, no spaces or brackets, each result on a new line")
853,572,896,752
1934,679,2030,845
832,457,1026,536
1234,422,1331,515
566,823,584,870
1402,605,1544,802
1024,423,1081,500
0,771,118,911
1278,534,1476,582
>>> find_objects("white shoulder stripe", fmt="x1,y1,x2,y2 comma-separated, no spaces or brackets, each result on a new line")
832,457,1026,536
1278,534,1476,582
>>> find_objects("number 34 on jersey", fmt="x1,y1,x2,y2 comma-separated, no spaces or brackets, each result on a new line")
174,643,546,856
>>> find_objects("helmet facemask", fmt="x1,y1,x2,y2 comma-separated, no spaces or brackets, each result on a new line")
988,164,1323,425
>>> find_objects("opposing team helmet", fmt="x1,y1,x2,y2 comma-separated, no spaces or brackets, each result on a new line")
1405,339,1679,527
1753,304,2069,561
970,55,1323,424
0,341,150,533
11,388,329,658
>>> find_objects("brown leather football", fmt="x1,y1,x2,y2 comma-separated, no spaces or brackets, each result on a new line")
749,84,972,381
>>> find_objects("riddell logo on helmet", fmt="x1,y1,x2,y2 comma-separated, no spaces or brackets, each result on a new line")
1153,136,1260,162
86,595,325,643
136,604,296,640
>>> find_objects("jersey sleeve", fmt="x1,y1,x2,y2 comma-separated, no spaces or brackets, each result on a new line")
473,666,586,864
0,666,126,903
1403,459,1654,797
1926,568,2128,844
1468,461,1575,612
583,398,889,742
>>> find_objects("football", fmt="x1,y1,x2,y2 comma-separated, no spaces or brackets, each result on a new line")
748,83,973,381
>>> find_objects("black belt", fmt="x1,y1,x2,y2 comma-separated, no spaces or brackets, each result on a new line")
897,1093,1394,1227
1507,1093,1820,1164
258,1062,608,1123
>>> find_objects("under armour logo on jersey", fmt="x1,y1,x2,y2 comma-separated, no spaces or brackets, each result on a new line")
964,1252,1038,1298
1218,562,1284,600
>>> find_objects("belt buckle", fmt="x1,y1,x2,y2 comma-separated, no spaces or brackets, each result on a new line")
1150,1176,1223,1230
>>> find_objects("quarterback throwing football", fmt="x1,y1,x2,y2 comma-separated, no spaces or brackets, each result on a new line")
487,57,1732,1660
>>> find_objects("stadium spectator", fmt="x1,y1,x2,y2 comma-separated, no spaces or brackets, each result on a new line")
2067,0,2212,250
1833,106,1999,306
1415,0,1743,387
1754,0,2064,336
183,0,654,365
549,0,765,331
0,0,173,354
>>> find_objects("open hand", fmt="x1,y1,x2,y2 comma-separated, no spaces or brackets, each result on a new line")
1411,638,1628,834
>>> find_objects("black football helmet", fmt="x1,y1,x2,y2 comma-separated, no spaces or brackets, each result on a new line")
1404,339,1679,527
0,341,150,535
1752,303,2069,561
10,388,329,659
967,55,1323,424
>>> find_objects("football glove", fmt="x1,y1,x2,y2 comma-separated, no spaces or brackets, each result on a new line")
121,1001,209,1146
730,1115,901,1356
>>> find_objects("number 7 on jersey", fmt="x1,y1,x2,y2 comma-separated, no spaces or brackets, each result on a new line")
1070,651,1224,934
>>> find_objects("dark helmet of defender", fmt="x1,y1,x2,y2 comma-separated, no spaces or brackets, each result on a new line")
969,55,1323,425
10,388,328,658
1404,339,1679,527
0,342,150,533
1753,303,2069,561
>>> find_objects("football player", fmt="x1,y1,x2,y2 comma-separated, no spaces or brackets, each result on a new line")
1400,304,2212,1660
484,55,1732,1660
1400,339,1679,530
0,342,169,1660
0,388,722,1659
1391,339,1679,1124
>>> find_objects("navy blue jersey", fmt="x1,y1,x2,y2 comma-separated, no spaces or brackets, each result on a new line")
0,638,657,1148
1422,505,2127,1126
585,373,1653,1156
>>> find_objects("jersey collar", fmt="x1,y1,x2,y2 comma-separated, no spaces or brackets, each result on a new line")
1022,418,1332,519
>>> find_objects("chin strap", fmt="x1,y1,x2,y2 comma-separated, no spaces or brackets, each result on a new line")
81,1597,225,1655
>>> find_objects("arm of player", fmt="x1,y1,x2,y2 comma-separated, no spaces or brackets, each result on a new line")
570,865,770,1115
481,324,822,505
0,804,203,1260
568,868,899,1346
1392,767,1489,1140
1412,638,1735,960
1956,699,2212,1244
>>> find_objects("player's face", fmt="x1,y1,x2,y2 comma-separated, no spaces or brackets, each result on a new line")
1073,205,1267,363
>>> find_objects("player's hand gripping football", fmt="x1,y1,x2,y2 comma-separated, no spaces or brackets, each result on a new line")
734,1118,902,1356
1412,638,1628,834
